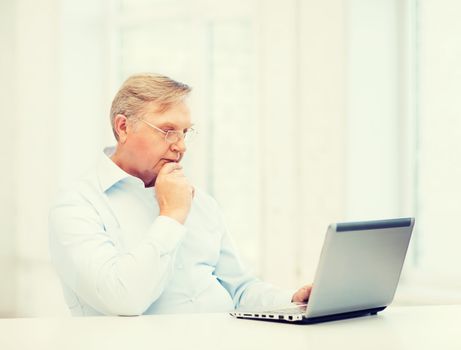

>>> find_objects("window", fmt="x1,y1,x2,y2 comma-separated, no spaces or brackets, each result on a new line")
412,0,461,283
110,0,263,271
346,0,461,301
107,0,346,287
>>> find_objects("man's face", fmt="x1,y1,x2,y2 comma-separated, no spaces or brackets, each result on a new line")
122,100,192,187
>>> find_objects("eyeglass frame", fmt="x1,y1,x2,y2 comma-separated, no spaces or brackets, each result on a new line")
138,119,196,144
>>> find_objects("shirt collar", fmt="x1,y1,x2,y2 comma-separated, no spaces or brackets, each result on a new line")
97,146,145,192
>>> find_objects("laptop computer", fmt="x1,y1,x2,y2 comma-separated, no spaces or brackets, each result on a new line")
230,217,415,324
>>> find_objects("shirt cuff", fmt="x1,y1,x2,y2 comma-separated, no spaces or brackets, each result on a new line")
145,215,187,255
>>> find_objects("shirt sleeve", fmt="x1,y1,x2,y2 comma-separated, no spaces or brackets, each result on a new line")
211,202,295,310
49,190,186,316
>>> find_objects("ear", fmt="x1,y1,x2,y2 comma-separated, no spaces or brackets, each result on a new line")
113,114,129,143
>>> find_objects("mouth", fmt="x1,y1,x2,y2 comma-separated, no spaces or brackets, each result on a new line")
148,157,181,187
161,158,179,164
162,153,182,163
153,155,182,172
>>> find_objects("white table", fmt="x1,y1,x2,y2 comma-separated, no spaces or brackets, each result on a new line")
0,305,460,350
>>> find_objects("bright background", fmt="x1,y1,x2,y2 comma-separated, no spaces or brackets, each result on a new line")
1,0,460,317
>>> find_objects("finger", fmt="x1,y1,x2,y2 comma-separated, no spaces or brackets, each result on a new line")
158,161,182,175
171,166,185,174
303,286,312,299
170,168,186,178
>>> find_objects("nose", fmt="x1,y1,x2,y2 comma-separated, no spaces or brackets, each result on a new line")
170,137,187,155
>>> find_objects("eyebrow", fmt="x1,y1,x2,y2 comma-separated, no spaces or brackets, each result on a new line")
157,122,195,129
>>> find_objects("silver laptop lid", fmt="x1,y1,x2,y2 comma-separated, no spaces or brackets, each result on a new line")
306,218,414,318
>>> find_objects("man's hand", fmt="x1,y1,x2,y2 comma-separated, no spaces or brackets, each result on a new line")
291,284,312,303
155,162,194,224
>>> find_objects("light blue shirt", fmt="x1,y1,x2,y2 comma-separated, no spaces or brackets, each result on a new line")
49,148,293,316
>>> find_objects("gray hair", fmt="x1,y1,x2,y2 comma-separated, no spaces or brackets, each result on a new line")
110,73,191,140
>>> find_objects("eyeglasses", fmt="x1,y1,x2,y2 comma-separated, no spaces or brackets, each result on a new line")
140,119,197,144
